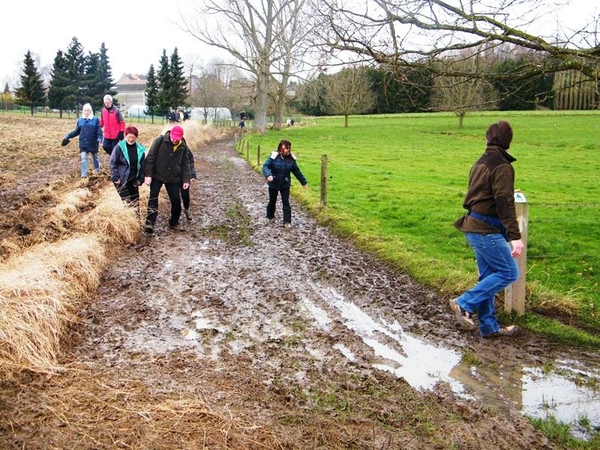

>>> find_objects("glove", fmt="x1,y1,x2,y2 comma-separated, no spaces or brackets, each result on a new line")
118,131,124,141
61,137,70,147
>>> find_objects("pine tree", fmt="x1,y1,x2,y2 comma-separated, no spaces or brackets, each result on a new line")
83,52,105,112
144,64,159,123
169,47,189,109
64,37,86,110
97,43,118,104
15,50,46,116
47,50,74,118
157,49,171,117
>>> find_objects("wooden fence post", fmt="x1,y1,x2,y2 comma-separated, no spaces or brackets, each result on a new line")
504,190,528,315
321,154,328,206
246,140,250,160
257,145,261,167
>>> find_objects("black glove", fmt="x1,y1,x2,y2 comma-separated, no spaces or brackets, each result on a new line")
118,131,124,141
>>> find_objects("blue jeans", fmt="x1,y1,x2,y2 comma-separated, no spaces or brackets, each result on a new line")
80,151,100,177
456,233,519,336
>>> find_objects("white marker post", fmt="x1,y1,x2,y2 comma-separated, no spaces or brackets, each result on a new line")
504,190,528,315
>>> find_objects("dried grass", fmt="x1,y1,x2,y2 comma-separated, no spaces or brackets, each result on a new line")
0,235,107,376
162,122,230,149
76,188,141,246
2,367,284,449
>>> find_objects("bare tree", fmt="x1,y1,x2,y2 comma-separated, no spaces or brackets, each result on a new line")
431,53,498,127
325,66,375,127
180,0,320,133
318,0,600,87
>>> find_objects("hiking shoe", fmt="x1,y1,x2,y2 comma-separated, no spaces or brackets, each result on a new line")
144,223,154,234
483,325,520,339
283,222,291,229
449,298,476,330
266,218,275,225
184,209,193,221
169,221,179,229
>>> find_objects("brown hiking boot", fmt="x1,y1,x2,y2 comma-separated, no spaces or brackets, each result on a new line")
449,298,476,330
483,325,520,339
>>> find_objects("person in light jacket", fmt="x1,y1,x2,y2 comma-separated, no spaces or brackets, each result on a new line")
63,103,103,178
109,126,146,205
262,139,307,228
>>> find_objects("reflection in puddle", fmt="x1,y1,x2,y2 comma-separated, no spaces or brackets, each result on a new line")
303,283,600,439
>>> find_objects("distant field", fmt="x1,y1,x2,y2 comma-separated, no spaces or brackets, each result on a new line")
243,111,600,340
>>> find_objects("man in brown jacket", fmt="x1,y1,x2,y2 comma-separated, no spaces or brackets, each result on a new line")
450,121,524,338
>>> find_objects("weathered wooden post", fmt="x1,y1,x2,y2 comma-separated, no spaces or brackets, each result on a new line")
257,145,261,167
246,140,250,160
504,190,528,315
320,154,328,206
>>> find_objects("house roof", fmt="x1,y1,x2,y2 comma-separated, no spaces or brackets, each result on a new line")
116,73,147,86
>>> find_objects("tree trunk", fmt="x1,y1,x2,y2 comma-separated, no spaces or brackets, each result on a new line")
255,71,269,134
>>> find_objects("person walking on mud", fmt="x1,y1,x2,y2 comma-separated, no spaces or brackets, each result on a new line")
143,125,191,233
100,94,126,155
450,120,524,339
63,103,103,178
262,139,307,228
109,126,146,206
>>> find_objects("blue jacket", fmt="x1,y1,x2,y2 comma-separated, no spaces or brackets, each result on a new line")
262,151,307,190
109,140,147,185
65,117,102,153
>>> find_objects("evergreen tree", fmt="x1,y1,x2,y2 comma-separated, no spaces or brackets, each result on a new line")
83,52,105,112
15,50,46,116
156,49,171,117
169,47,189,109
144,64,159,123
97,43,118,104
2,82,14,110
64,37,86,110
47,50,73,118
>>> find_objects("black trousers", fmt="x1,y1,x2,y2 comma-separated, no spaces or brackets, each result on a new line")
115,179,139,205
146,179,182,227
267,187,291,224
181,183,190,210
102,138,119,155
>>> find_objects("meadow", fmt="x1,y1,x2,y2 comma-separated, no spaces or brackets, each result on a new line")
243,111,600,344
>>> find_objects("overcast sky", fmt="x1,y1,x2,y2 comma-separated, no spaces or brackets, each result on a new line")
1,0,597,90
0,0,227,88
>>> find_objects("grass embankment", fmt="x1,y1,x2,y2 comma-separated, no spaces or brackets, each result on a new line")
242,111,600,347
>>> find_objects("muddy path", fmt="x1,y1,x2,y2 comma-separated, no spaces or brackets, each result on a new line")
2,136,599,448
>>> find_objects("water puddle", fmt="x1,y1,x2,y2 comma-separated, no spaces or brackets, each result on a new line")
303,283,600,439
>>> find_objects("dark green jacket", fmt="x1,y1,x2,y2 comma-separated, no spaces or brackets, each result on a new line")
454,145,521,241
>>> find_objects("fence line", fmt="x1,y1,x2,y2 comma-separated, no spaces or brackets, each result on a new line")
235,137,598,314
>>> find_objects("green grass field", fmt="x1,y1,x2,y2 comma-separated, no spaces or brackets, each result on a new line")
242,111,600,345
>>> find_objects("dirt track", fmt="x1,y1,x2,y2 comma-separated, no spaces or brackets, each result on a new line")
2,134,598,448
